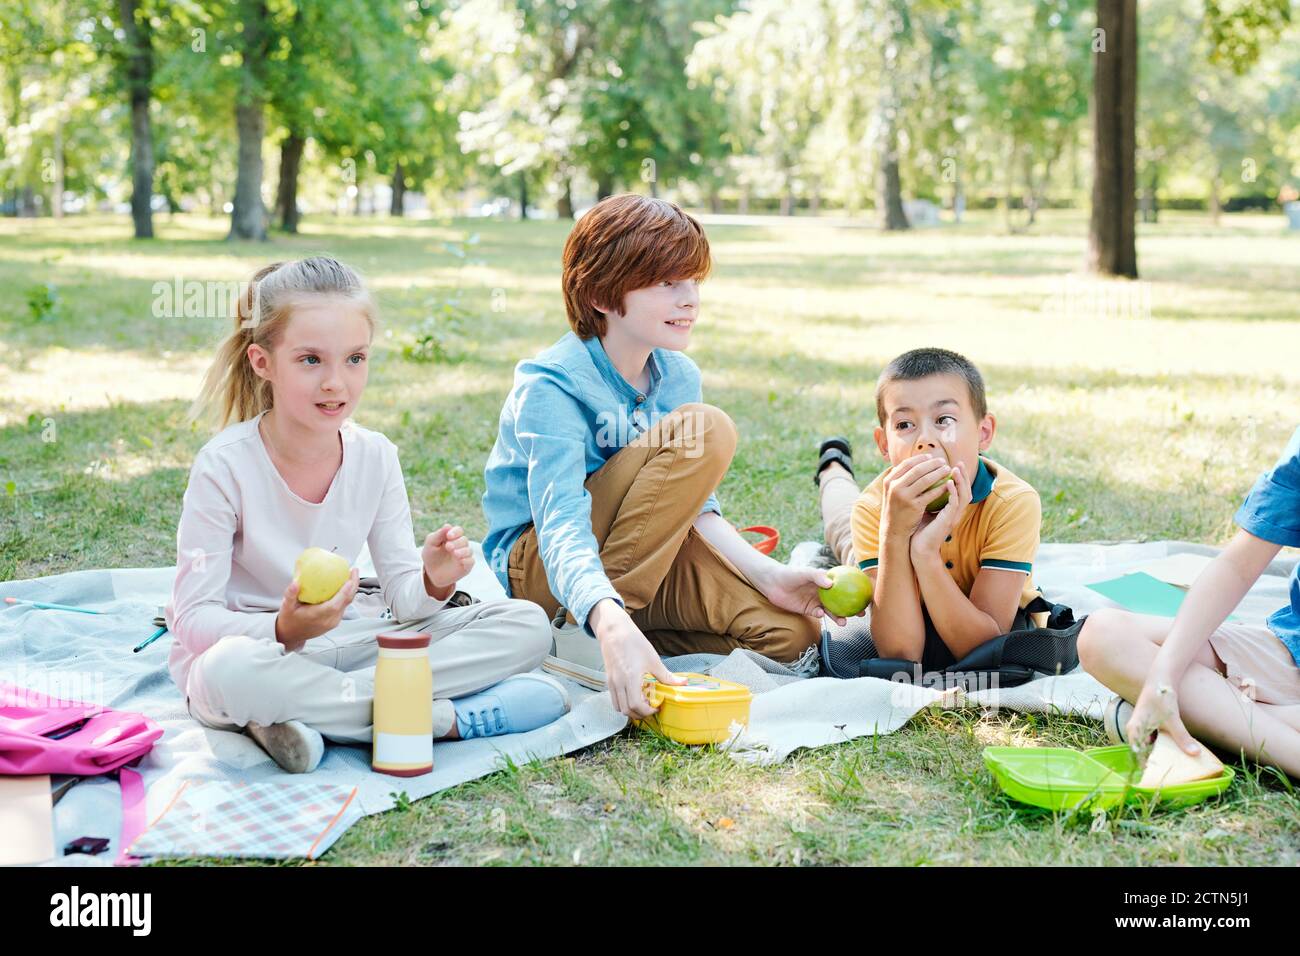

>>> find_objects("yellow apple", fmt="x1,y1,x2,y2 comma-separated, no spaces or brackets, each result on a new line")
818,565,874,617
293,547,351,604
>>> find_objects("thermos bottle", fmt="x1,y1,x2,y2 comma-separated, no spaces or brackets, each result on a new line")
372,632,433,776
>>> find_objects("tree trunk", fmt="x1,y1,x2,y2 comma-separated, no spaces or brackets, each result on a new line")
119,0,154,238
878,111,909,231
275,131,304,233
51,114,64,219
229,101,267,239
596,173,613,201
1024,153,1038,226
390,162,406,216
708,184,721,214
227,0,269,241
556,177,573,219
1087,0,1138,277
739,185,750,215
1070,128,1081,192
1003,135,1016,229
518,174,528,219
1209,169,1222,224
1140,165,1158,223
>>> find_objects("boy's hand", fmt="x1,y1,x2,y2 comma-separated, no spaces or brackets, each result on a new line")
910,460,971,560
275,569,360,651
422,524,474,593
755,564,866,627
589,599,685,718
881,455,953,539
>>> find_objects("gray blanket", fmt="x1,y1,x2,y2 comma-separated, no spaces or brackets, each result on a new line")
1,540,1289,861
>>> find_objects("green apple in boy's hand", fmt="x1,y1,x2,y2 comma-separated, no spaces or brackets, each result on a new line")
924,447,954,513
293,547,351,604
818,565,874,618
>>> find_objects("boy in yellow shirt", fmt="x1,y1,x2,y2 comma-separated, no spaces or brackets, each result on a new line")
815,348,1046,676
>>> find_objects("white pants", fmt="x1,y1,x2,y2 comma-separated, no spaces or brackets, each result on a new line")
185,599,552,743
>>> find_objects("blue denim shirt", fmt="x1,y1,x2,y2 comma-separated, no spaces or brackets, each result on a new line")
1234,425,1300,666
482,332,721,633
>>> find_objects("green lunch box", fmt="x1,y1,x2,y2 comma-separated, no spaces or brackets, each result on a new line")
982,744,1235,812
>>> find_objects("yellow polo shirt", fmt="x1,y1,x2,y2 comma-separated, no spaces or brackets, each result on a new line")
850,455,1042,612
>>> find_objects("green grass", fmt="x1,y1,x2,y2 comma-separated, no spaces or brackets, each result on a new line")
2,209,1299,865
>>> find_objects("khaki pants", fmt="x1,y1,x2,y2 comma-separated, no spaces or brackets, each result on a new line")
184,599,551,744
508,403,821,663
819,469,860,568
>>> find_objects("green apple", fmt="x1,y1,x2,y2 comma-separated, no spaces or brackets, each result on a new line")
923,446,954,513
293,547,351,604
818,565,874,618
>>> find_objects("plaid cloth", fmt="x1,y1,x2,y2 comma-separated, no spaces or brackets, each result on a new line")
127,779,363,861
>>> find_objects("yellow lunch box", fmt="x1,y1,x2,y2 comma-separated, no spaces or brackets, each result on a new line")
634,673,753,745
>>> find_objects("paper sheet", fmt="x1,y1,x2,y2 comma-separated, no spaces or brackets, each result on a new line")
0,775,55,865
1130,552,1215,589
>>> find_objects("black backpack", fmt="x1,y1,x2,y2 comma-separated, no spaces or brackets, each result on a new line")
858,597,1084,691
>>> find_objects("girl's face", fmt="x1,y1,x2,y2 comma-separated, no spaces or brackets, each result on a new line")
248,298,372,435
600,277,700,352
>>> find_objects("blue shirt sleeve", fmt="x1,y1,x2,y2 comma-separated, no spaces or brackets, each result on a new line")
1235,426,1300,548
513,367,623,635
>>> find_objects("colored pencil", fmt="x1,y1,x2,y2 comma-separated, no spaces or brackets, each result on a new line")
4,596,105,615
133,626,168,654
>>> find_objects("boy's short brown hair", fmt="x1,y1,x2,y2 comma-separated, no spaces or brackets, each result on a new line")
561,194,712,339
875,348,988,425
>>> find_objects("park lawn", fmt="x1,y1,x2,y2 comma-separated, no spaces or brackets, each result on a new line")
1,209,1298,865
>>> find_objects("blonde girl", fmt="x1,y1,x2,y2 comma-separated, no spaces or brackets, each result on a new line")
167,256,567,773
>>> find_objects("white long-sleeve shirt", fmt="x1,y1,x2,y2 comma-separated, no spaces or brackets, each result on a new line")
165,411,448,692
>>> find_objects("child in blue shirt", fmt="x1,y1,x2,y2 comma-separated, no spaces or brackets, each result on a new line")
482,195,847,719
1079,427,1300,778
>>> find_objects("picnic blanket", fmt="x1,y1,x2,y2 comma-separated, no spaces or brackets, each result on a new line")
1,540,1291,862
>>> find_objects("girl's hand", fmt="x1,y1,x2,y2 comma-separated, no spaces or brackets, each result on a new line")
1126,679,1201,759
274,569,360,651
422,524,474,594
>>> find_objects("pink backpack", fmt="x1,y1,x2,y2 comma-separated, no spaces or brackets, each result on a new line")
0,682,163,865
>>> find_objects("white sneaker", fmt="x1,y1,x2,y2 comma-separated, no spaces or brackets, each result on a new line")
1102,696,1134,746
541,607,607,690
246,719,325,774
789,540,838,570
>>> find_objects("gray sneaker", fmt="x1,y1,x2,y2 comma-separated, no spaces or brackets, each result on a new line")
245,719,325,774
541,607,607,691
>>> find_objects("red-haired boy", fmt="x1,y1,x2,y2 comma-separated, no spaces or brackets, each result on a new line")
483,195,846,718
